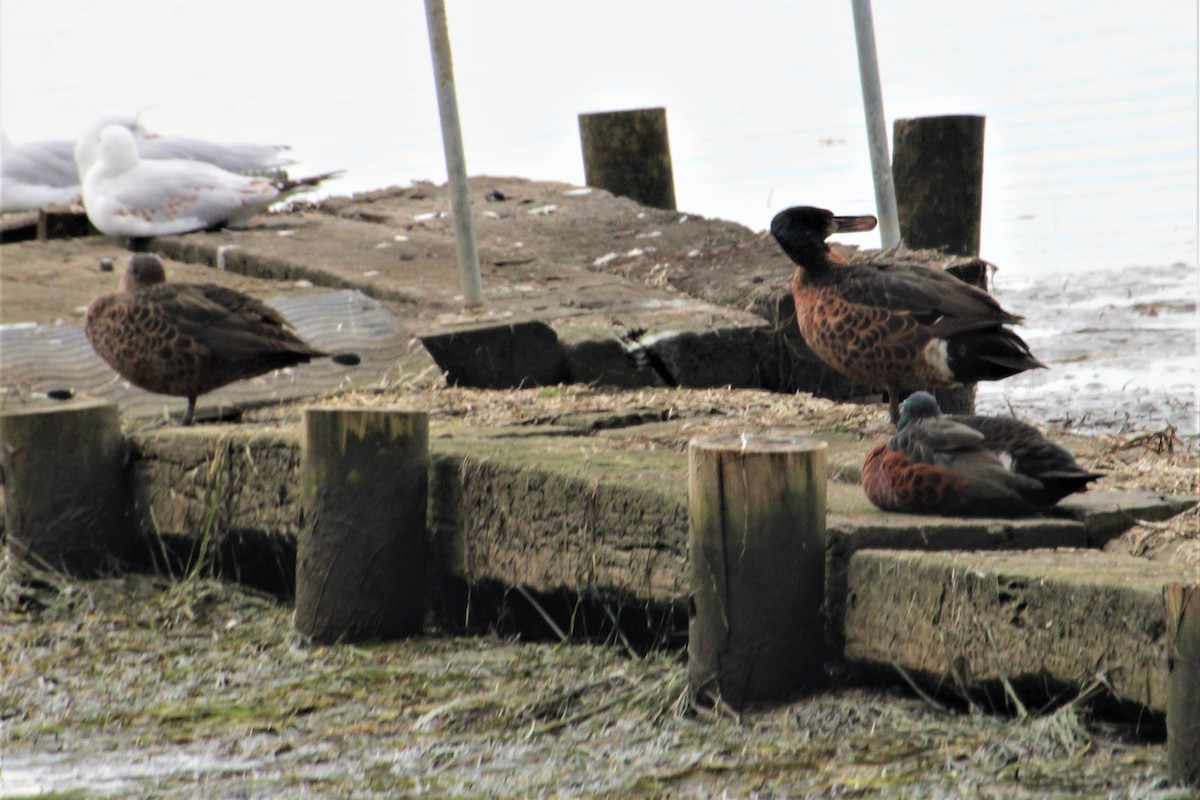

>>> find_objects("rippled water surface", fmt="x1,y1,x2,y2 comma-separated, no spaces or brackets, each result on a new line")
981,262,1198,440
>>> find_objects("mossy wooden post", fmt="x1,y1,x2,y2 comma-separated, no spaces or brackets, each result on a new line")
1166,583,1200,788
0,398,135,575
893,114,986,415
295,408,430,643
688,433,828,710
892,114,986,256
578,107,677,210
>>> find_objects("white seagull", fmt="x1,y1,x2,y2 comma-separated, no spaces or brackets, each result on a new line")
74,113,295,183
1,134,82,213
81,124,341,238
1,114,298,215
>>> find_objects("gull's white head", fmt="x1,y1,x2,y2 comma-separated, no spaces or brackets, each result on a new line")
93,125,141,176
75,113,149,180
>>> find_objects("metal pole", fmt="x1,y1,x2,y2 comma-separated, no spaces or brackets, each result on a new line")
424,0,484,307
850,0,901,248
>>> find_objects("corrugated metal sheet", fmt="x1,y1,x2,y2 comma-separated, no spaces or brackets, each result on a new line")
0,290,426,421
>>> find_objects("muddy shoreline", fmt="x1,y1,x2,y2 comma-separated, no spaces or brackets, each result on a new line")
0,572,1188,799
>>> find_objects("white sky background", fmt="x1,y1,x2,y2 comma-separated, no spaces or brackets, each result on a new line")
1,0,1196,273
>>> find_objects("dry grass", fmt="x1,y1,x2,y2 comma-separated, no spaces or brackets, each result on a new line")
1,564,1191,799
250,382,882,438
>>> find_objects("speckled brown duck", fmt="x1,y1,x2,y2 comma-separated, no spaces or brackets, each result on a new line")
935,405,1102,507
85,253,359,425
862,391,1100,516
769,205,1045,422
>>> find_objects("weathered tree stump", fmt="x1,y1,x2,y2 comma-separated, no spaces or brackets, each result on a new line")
892,114,987,415
1167,583,1200,789
578,107,677,211
295,408,430,643
688,433,828,710
0,398,135,575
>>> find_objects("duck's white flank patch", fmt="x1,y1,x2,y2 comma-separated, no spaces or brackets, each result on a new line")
923,339,954,382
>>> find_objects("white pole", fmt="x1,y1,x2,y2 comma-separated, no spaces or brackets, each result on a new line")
424,0,484,307
851,0,901,249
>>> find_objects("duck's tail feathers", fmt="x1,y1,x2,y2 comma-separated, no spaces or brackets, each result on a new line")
1022,471,1103,506
946,327,1046,383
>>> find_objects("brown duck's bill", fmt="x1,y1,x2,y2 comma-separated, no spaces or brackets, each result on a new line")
833,214,878,233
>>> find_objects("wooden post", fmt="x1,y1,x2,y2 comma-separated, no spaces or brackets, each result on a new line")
295,408,430,643
579,108,677,211
0,398,136,575
688,433,827,710
893,114,987,415
892,115,986,256
1167,583,1200,789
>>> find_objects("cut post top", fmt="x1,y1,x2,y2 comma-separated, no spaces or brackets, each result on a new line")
689,432,829,455
0,393,114,420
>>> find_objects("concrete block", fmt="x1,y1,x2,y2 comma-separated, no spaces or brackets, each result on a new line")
844,548,1195,712
823,487,1196,654
641,327,771,389
132,426,303,592
1057,490,1198,540
429,429,689,604
419,321,568,389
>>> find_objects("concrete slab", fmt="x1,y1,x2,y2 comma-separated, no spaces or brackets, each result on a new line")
132,425,303,546
0,177,1019,409
135,179,778,394
124,420,1193,629
1058,490,1198,538
843,548,1197,713
821,488,1199,653
430,426,689,603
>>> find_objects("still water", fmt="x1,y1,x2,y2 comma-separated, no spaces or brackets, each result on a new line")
1,0,1196,435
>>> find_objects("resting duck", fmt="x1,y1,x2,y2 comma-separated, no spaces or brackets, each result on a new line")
85,254,359,425
769,205,1045,422
862,391,1101,516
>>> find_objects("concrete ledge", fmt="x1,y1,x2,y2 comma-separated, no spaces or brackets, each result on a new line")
825,512,1090,654
1057,490,1198,538
419,321,569,388
133,426,303,544
430,429,688,603
126,421,1195,631
843,548,1195,713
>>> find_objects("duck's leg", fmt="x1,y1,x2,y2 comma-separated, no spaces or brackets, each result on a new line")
181,396,197,426
888,386,901,424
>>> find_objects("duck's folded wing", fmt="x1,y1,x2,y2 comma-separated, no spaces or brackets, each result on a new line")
837,261,1021,325
161,286,324,359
